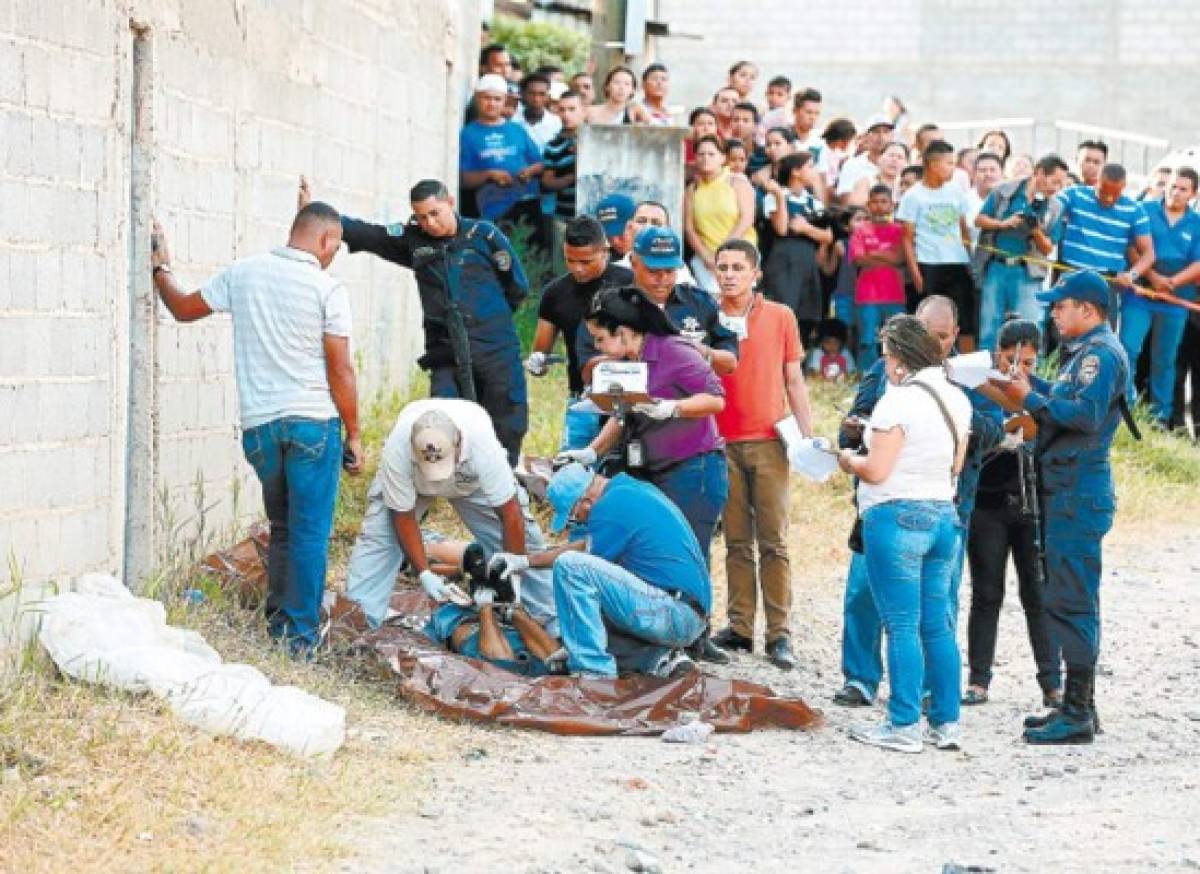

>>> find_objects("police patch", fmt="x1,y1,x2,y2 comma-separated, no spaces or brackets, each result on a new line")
493,250,512,271
1077,354,1100,386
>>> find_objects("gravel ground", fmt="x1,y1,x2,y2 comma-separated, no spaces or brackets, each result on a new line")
345,525,1200,874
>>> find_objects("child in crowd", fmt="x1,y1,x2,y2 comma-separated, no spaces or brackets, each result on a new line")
726,139,750,176
819,205,868,338
848,184,906,369
805,319,856,381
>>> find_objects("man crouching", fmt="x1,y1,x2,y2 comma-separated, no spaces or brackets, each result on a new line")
529,463,710,679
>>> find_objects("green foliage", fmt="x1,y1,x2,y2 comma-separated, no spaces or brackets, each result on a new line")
489,15,590,75
505,219,555,355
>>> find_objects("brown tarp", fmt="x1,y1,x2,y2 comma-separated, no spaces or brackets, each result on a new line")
202,535,823,737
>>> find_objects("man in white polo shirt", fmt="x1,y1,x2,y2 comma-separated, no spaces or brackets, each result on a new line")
149,202,360,653
345,398,556,631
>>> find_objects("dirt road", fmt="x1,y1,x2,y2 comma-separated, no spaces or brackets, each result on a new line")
344,526,1200,874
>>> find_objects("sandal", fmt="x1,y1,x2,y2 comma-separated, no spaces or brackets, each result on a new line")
962,686,989,705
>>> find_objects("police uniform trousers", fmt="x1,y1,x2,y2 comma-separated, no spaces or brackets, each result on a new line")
430,348,528,467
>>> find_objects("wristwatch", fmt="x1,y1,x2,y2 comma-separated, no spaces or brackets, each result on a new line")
153,263,173,277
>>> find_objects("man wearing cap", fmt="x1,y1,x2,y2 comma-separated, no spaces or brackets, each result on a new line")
988,270,1129,745
344,399,556,631
301,177,529,466
528,463,709,678
460,73,544,223
835,114,895,205
594,193,638,261
575,225,739,385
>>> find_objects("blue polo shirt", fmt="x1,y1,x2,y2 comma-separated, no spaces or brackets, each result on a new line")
1055,185,1150,273
1125,199,1200,313
585,474,711,612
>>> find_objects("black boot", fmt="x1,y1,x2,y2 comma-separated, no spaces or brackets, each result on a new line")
1090,686,1103,736
1023,667,1095,745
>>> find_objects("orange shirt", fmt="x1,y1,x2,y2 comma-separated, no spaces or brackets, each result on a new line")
716,296,803,442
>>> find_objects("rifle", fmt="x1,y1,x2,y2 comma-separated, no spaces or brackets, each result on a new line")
441,246,477,402
1015,443,1047,590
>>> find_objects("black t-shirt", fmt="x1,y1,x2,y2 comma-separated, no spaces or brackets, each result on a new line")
537,263,633,393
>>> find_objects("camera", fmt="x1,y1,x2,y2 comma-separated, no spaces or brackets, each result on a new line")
1020,193,1048,229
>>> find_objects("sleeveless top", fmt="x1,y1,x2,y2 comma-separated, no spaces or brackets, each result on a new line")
692,168,757,251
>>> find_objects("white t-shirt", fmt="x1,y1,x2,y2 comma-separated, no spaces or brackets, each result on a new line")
794,133,831,175
201,246,352,429
836,153,879,197
378,399,516,513
896,182,971,265
857,368,971,513
516,109,562,152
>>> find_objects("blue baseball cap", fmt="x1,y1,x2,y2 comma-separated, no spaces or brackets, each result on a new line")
1037,270,1111,307
632,225,684,269
593,193,636,238
547,463,595,533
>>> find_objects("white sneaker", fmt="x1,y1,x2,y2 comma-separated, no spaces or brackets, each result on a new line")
924,721,963,751
850,720,923,753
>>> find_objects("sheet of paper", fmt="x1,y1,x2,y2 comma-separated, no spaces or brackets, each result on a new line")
945,350,998,389
775,417,840,482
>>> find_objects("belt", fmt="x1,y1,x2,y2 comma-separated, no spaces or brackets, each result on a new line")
669,589,707,619
994,255,1024,268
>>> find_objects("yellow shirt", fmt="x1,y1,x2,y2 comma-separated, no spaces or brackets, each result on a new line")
692,168,757,250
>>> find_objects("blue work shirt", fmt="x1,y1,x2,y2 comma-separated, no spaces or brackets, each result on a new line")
1025,323,1128,496
341,214,528,362
460,120,543,221
1125,200,1200,314
1055,185,1150,274
585,473,712,613
980,182,1033,258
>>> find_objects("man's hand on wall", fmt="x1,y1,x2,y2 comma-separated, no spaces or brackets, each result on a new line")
297,175,313,211
150,219,171,270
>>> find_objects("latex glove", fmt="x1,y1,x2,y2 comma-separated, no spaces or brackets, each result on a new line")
488,552,530,580
418,569,449,602
524,351,548,376
632,399,680,420
1000,431,1025,451
554,446,597,467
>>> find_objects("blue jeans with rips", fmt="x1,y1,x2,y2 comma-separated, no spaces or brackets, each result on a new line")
1119,303,1189,423
552,552,706,677
978,262,1044,352
241,417,342,651
862,499,963,728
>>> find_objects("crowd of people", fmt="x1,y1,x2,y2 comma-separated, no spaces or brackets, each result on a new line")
145,39,1200,754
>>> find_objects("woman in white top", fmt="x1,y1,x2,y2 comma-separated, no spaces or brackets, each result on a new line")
586,66,651,126
838,314,971,754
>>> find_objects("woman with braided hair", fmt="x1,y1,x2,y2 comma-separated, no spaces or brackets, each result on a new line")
837,314,972,753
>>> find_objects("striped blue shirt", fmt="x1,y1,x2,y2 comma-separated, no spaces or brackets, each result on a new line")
1055,185,1150,273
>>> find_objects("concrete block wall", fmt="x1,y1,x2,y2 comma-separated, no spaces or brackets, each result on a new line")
653,0,1200,150
0,0,480,592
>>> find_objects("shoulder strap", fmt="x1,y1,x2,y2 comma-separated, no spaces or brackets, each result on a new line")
908,378,962,464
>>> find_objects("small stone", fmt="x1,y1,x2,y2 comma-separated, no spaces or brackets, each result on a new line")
137,832,154,842
625,849,661,873
184,816,210,837
419,803,444,819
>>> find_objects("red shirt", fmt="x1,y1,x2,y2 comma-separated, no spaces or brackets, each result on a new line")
849,221,905,305
716,296,803,442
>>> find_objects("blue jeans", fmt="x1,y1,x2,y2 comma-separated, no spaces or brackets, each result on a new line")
1119,303,1189,422
241,417,342,650
979,262,1044,352
552,552,706,677
560,398,602,451
841,550,883,700
650,451,729,564
855,302,904,372
862,500,962,727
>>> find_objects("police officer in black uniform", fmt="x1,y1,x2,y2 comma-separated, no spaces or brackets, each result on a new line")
989,270,1130,745
299,177,529,466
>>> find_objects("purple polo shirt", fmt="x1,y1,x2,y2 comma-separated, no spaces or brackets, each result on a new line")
640,334,725,471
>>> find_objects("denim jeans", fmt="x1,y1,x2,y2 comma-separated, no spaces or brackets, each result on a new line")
862,499,962,727
1119,303,1189,422
560,398,602,451
855,302,904,372
345,476,557,634
841,550,883,700
241,417,342,650
552,552,706,677
649,451,729,565
978,262,1044,352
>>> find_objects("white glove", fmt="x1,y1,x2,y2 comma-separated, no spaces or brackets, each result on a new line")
418,569,449,602
524,351,548,376
554,446,597,467
632,399,680,420
488,552,530,580
1000,431,1025,451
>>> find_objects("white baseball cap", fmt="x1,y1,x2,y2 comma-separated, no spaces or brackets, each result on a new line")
475,74,509,96
411,410,459,482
